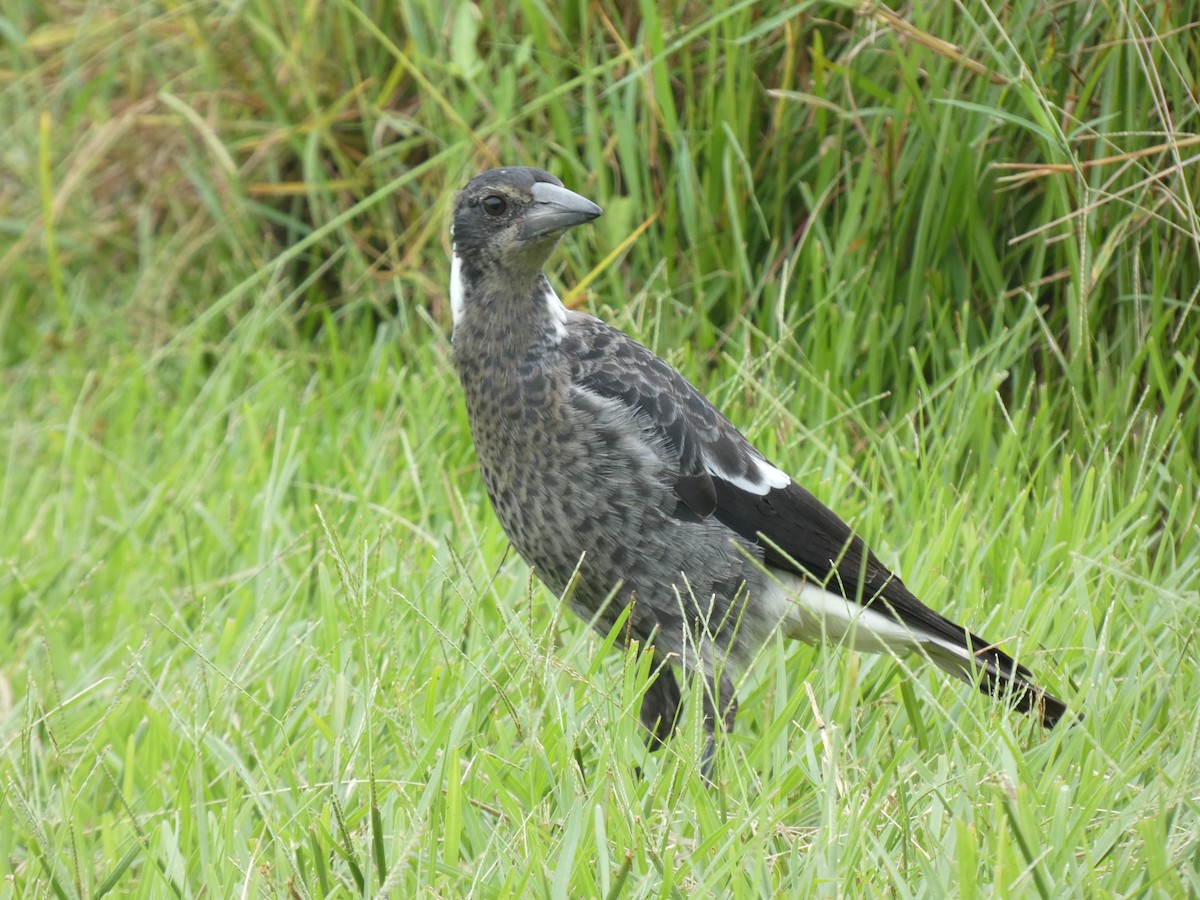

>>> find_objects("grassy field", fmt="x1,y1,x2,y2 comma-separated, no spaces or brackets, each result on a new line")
3,0,1199,895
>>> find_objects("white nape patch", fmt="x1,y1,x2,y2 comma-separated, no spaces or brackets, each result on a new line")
449,247,466,325
705,454,791,496
544,282,568,339
760,570,973,665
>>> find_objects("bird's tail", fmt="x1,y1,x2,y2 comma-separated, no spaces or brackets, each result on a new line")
923,636,1068,728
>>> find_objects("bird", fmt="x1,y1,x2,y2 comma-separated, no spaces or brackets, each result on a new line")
448,166,1068,780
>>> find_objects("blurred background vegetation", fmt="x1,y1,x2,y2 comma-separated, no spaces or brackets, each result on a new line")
2,0,1198,895
7,1,1198,397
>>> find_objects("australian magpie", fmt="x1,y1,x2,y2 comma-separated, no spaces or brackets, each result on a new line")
449,166,1068,779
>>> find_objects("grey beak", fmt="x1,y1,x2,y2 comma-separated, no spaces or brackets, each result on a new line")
520,182,603,241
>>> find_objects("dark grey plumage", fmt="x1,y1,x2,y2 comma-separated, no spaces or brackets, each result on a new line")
449,166,1068,779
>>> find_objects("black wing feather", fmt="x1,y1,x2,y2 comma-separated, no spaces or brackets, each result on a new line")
709,478,1065,724
710,478,991,654
675,472,717,517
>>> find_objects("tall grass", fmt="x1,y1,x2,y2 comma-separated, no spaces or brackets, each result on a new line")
2,0,1198,895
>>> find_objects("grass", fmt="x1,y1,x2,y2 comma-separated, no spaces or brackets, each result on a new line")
2,0,1199,895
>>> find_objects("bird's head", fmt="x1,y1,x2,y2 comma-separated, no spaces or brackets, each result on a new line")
450,167,602,281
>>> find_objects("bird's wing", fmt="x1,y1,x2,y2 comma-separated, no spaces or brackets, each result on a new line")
563,315,1067,726
562,316,987,651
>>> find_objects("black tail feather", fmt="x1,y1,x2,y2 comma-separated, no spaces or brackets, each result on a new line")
926,638,1070,728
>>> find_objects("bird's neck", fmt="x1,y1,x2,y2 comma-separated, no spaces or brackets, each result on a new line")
451,267,568,363
452,267,570,444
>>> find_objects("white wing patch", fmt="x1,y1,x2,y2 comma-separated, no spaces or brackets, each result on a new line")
759,569,976,666
761,570,915,652
449,248,466,325
704,454,791,495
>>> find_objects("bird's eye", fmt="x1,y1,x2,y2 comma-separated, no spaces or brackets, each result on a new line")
480,195,507,216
